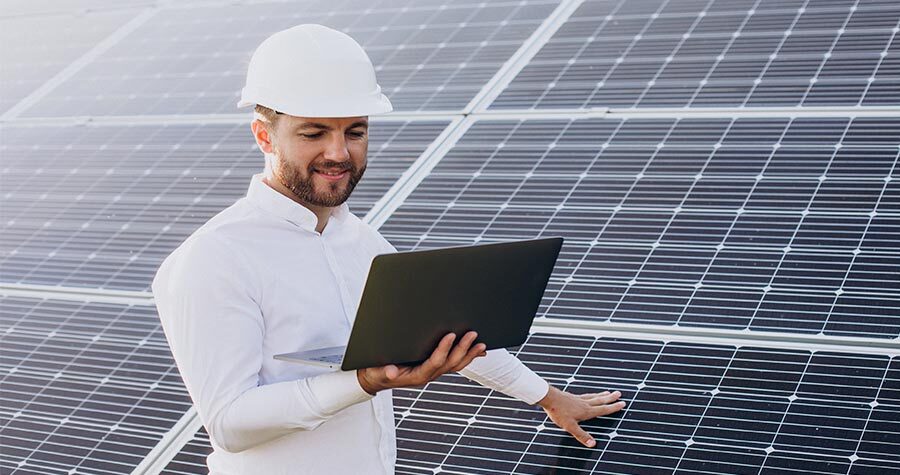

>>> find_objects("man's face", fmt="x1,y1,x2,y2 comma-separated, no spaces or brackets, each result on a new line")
267,115,369,208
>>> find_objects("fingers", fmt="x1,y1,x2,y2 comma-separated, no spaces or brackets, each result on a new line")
420,332,456,374
565,422,596,448
450,341,487,372
584,391,621,405
444,331,480,371
579,391,610,399
591,400,626,418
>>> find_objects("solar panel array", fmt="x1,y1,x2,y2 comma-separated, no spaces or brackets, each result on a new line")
0,296,191,475
1,0,897,473
380,116,900,339
392,333,898,475
19,0,558,117
0,10,134,116
492,0,900,109
0,120,448,291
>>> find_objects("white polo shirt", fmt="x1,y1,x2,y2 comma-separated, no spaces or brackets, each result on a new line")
152,173,549,474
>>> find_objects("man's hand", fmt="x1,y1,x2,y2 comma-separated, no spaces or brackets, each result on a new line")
356,331,486,395
538,386,625,448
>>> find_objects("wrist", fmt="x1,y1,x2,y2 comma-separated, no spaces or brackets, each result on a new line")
356,368,379,396
537,385,561,408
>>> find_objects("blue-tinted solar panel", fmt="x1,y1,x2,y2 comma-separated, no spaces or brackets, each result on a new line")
0,296,191,475
379,117,900,338
0,120,448,291
491,0,900,109
19,0,559,117
390,333,899,475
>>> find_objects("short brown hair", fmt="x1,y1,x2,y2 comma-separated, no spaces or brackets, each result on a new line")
254,104,281,129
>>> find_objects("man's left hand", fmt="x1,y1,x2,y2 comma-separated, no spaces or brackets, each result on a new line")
537,386,625,448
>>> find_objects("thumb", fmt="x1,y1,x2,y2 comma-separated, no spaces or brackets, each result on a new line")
567,423,596,448
384,365,400,380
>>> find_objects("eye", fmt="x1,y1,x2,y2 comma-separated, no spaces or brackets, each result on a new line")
299,132,324,139
347,130,367,139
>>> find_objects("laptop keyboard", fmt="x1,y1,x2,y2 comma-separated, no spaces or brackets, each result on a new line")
311,354,344,364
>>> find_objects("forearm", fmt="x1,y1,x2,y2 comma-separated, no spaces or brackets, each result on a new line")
208,370,372,453
459,348,549,405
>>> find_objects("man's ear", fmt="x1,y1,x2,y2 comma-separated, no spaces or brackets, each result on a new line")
251,119,274,154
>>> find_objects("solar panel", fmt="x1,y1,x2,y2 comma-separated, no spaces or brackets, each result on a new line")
491,0,900,109
19,0,559,118
390,332,899,474
0,119,448,291
379,116,900,338
159,427,212,475
0,296,191,474
0,10,133,115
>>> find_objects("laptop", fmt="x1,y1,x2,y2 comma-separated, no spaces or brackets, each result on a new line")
274,237,564,371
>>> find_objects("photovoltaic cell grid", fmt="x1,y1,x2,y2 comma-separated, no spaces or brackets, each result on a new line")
392,333,899,475
0,296,191,475
159,427,213,475
19,0,559,118
0,120,447,291
379,117,900,339
0,11,132,115
491,0,900,109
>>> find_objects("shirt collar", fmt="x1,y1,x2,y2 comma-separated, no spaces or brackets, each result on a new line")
246,172,350,232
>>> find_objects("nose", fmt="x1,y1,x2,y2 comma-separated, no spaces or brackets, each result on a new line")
323,133,351,163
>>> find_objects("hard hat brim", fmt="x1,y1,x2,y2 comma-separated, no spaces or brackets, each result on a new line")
237,86,393,118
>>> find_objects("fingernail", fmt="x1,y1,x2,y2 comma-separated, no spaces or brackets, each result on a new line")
587,439,596,447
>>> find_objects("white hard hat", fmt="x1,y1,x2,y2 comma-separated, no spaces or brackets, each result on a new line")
237,24,393,117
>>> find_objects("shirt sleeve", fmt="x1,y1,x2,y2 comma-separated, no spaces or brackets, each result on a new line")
151,233,373,453
458,348,550,405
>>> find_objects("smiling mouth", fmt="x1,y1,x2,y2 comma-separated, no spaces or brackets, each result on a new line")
313,168,349,180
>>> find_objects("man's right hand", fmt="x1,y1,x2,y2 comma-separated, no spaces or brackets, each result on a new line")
356,331,486,395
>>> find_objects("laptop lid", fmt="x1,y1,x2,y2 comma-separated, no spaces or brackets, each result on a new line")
338,237,563,371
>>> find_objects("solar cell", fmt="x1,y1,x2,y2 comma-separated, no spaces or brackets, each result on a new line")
0,296,191,475
19,0,559,118
0,120,448,291
379,116,900,338
491,0,900,109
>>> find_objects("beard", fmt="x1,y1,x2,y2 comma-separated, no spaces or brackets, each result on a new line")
272,152,366,208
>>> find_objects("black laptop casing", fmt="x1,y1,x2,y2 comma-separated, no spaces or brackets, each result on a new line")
339,237,563,371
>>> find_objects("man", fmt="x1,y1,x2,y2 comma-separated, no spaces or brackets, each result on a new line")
152,24,624,474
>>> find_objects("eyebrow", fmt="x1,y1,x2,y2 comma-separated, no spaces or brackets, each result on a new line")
293,121,369,132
